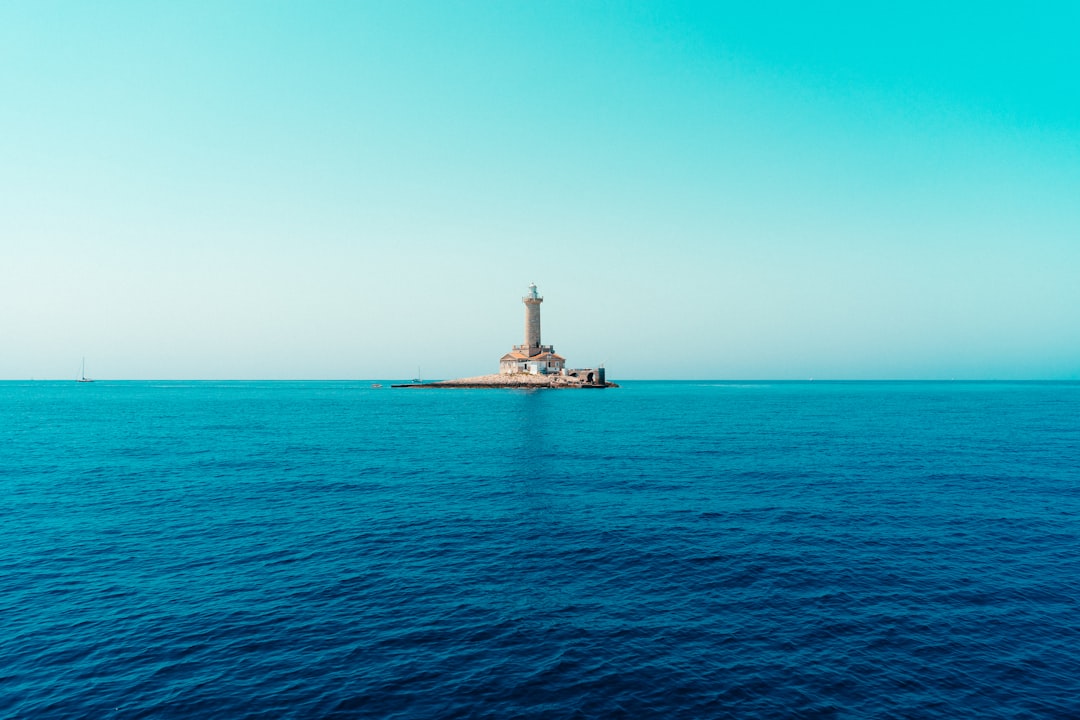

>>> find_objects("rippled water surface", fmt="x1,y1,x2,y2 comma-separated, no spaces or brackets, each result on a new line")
3,381,1079,718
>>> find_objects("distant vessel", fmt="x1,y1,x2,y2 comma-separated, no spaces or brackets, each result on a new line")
77,358,94,383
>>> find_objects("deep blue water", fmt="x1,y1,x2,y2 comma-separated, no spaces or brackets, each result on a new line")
3,380,1079,719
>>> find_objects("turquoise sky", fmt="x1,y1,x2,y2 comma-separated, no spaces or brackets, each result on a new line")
3,2,1078,379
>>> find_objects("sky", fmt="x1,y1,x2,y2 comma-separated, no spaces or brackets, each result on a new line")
2,1,1079,380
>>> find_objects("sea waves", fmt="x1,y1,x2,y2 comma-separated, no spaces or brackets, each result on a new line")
2,381,1079,718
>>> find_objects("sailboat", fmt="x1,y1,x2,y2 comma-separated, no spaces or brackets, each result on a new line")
77,358,94,383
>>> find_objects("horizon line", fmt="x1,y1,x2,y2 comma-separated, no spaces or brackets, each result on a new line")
3,377,1078,383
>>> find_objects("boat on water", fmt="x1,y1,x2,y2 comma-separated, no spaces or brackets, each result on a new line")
77,358,94,383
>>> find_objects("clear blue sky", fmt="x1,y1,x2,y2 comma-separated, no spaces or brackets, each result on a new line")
3,1,1078,379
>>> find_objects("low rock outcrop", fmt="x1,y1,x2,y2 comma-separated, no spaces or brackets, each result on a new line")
393,373,616,389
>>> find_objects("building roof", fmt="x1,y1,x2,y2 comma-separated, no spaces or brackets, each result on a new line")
500,351,565,362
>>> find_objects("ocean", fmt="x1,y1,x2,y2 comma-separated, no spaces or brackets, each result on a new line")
3,380,1079,718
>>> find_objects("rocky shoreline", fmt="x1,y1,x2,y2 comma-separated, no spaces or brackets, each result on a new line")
392,373,617,389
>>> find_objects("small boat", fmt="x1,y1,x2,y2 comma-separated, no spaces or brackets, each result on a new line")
371,383,383,388
77,358,94,383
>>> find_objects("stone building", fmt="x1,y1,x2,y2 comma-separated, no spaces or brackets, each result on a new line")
498,284,607,387
499,283,566,375
392,283,611,388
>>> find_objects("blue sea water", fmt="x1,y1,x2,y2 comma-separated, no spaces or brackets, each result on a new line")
2,380,1079,719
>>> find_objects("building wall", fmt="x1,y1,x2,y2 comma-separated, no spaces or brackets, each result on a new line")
524,298,542,350
501,356,564,375
565,367,605,385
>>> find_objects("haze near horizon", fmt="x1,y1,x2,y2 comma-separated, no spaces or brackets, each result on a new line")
3,2,1078,380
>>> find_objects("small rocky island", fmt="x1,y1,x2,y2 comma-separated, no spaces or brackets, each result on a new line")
394,284,616,389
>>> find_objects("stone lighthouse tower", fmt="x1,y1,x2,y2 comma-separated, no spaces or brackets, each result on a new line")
523,282,542,355
500,283,565,375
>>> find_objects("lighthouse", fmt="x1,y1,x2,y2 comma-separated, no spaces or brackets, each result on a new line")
389,282,612,387
499,283,565,375
523,282,542,355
